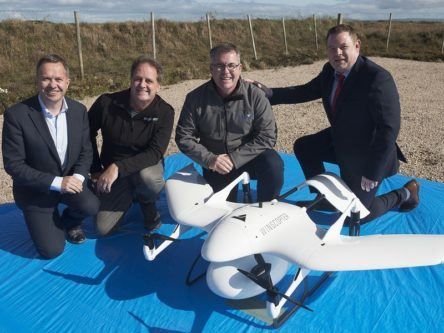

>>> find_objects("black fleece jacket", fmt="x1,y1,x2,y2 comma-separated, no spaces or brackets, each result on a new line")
89,89,174,177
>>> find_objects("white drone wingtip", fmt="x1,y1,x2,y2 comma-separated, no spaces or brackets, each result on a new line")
306,172,370,218
207,171,250,204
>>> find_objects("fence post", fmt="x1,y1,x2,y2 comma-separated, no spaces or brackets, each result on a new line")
282,17,289,55
337,13,343,25
386,13,392,51
73,11,84,80
313,14,319,52
441,35,444,54
248,14,258,60
151,12,156,59
206,13,213,50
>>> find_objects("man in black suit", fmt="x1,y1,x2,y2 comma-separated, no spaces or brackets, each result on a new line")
254,24,419,222
2,54,99,258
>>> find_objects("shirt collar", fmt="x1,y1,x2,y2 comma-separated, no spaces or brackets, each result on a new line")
38,94,68,118
335,69,351,80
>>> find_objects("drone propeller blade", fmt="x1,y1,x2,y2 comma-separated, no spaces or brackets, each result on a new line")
237,268,270,290
254,253,266,266
152,233,180,242
277,291,313,312
238,267,313,312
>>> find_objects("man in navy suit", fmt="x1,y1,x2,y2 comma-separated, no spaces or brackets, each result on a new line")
2,54,99,258
254,24,419,222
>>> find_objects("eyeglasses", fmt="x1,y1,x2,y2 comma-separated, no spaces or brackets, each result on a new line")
211,63,240,72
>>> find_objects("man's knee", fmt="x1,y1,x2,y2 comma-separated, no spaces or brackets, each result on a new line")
95,222,112,237
260,149,284,172
67,189,100,218
137,167,165,197
81,195,100,217
37,242,65,259
94,211,124,237
293,136,309,156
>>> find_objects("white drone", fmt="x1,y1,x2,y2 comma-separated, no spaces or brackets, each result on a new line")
143,164,444,327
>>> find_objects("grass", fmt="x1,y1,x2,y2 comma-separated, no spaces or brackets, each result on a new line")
0,17,443,113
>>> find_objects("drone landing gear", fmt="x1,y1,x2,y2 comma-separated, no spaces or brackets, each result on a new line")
349,210,361,236
271,269,332,328
237,254,332,328
143,223,187,261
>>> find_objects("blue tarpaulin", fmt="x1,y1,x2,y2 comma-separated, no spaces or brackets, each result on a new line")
0,153,443,333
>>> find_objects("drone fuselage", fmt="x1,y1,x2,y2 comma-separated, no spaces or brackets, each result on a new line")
202,201,323,267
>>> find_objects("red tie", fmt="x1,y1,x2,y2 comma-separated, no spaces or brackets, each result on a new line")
332,74,345,114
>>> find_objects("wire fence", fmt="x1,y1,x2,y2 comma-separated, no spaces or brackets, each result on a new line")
1,9,443,111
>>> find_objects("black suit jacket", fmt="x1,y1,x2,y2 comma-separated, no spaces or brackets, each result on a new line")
271,56,406,181
2,95,93,207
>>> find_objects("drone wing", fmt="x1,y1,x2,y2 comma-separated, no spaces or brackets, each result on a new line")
165,164,245,231
306,172,370,218
303,234,444,271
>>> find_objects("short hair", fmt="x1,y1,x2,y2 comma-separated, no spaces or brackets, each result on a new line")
130,55,163,83
326,24,359,42
210,43,241,63
36,54,69,78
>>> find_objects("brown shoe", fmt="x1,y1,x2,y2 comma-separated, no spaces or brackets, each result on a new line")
399,179,420,212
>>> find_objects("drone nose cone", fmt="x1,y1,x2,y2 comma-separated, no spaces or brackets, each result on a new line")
202,216,252,262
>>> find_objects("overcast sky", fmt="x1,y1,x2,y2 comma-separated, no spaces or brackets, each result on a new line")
1,0,444,22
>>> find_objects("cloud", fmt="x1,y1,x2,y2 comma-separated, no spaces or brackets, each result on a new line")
0,0,443,22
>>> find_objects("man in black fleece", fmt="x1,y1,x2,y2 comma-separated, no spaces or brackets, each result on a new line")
89,56,174,235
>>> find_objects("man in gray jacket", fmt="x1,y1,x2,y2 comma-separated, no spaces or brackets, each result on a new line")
176,43,283,202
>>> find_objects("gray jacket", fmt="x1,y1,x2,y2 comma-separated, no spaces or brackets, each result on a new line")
175,79,277,169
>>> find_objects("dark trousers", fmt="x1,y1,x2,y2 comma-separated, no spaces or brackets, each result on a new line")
202,149,284,202
15,185,100,259
293,128,406,222
94,162,165,236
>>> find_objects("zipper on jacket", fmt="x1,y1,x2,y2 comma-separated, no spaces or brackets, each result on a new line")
223,103,229,153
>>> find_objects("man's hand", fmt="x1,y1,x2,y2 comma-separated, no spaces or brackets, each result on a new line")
361,176,378,192
96,163,119,194
61,176,83,194
209,154,234,175
90,172,101,183
244,78,273,98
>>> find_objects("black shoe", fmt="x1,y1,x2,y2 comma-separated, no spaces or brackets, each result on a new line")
141,202,162,232
66,226,86,244
145,212,162,232
399,179,420,212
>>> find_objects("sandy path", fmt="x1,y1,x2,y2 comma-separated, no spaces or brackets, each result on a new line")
0,57,443,204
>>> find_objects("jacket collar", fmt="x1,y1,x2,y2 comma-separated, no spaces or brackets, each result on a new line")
209,78,244,102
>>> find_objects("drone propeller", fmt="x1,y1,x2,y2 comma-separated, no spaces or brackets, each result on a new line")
238,254,313,312
143,232,179,250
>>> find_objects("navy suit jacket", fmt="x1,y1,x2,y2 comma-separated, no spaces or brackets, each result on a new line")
2,95,93,207
270,56,406,181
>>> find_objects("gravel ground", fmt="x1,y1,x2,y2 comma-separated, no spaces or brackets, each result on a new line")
0,57,442,204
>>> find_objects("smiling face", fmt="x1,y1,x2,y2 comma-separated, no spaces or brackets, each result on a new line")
130,62,160,111
210,50,242,98
327,31,361,73
37,62,70,110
